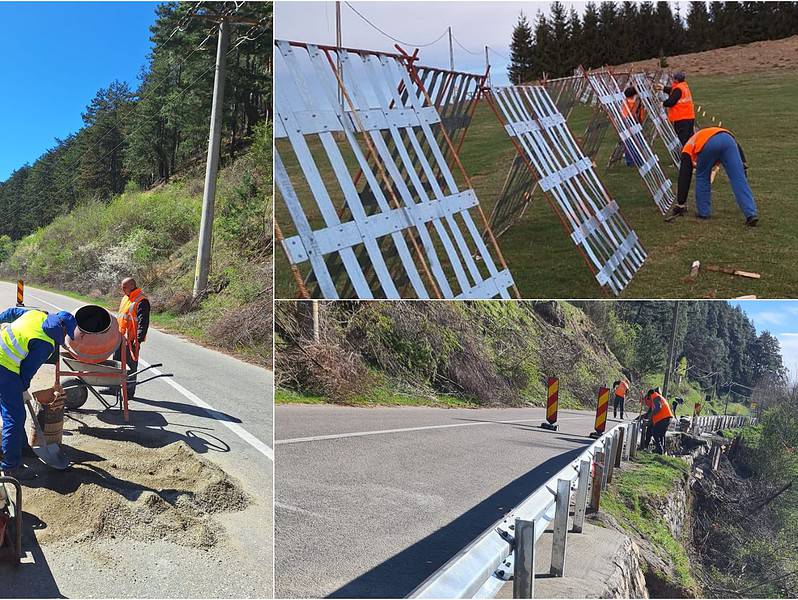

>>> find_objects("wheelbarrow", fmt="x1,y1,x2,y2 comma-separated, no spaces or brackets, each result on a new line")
58,351,173,422
0,476,22,565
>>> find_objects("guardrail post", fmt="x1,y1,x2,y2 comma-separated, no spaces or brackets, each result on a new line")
639,419,648,451
513,518,535,599
605,434,616,485
589,457,603,513
602,439,612,489
629,421,638,458
615,427,625,467
550,478,570,577
573,459,590,533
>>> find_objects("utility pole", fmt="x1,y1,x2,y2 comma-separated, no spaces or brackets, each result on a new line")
485,46,490,87
448,26,454,71
662,301,681,398
336,1,343,113
193,17,230,299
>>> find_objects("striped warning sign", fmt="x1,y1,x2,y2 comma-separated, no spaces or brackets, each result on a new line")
594,386,609,435
16,280,23,306
546,377,559,424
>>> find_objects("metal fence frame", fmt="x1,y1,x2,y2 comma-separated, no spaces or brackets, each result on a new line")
275,40,516,299
630,72,682,167
580,66,675,214
487,84,647,295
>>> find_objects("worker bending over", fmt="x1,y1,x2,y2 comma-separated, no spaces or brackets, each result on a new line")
0,308,76,480
643,388,674,455
661,71,695,144
670,127,758,226
612,378,629,419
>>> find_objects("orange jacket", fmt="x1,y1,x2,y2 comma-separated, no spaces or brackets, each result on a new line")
667,81,695,122
647,392,674,424
118,288,148,344
682,127,732,166
615,381,628,398
621,97,645,123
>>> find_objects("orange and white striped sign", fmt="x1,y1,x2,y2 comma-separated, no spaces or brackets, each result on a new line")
594,386,609,434
16,280,23,306
546,377,559,425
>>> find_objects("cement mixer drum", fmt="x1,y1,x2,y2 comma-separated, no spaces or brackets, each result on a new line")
66,305,120,363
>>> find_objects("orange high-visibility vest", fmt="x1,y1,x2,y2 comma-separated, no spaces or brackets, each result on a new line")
118,288,147,343
667,81,695,122
621,97,645,123
682,127,732,166
615,381,628,398
649,392,674,424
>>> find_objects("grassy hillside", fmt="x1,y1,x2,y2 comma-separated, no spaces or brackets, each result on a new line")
0,123,272,366
275,70,798,299
275,301,630,408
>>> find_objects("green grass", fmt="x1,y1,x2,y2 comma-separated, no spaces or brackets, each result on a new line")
274,385,479,408
275,69,798,298
602,453,696,592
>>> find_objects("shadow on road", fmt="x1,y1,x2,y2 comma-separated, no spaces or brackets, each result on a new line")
132,396,243,424
327,445,590,598
0,510,63,598
66,404,232,455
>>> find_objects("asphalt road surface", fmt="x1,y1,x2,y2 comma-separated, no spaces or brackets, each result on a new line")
275,404,629,598
0,282,273,598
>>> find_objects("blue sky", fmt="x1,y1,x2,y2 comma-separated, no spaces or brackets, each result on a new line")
731,300,798,377
0,2,159,181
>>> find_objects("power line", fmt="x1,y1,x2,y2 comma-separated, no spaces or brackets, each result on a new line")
488,46,509,60
451,31,480,56
343,2,448,48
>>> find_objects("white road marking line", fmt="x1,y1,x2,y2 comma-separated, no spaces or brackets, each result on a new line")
23,288,274,462
276,416,588,445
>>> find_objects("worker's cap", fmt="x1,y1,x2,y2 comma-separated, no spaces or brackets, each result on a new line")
673,71,686,82
624,86,637,97
646,388,657,397
43,311,77,346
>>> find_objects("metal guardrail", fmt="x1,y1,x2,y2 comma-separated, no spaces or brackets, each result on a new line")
410,414,756,599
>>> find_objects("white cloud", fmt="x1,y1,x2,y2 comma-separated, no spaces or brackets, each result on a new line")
776,333,798,380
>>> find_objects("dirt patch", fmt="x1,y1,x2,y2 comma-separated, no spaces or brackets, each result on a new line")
616,35,798,76
23,439,250,550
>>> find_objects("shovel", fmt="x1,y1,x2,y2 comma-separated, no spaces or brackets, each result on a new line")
23,391,69,471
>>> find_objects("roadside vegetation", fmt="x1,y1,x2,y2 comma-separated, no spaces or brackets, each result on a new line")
275,300,780,412
0,2,272,364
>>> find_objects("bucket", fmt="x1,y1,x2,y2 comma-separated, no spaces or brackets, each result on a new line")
66,305,121,364
27,397,64,447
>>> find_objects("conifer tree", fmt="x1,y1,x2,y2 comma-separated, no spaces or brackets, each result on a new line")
508,12,535,84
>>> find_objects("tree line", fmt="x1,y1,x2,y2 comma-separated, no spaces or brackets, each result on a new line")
0,1,272,241
575,301,786,400
509,1,798,82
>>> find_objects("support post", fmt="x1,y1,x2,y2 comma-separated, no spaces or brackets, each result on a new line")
602,438,612,490
589,458,603,513
629,421,638,458
662,301,681,398
605,435,616,485
573,460,590,533
550,478,570,577
193,18,230,299
615,427,625,467
513,518,535,599
448,26,454,71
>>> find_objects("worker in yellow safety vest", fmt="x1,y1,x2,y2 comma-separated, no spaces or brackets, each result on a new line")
0,308,76,480
100,277,150,399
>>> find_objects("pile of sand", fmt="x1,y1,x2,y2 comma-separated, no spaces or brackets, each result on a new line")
616,35,798,76
24,440,250,550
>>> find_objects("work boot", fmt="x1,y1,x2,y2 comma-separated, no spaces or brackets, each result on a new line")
1,464,36,481
21,442,36,458
670,203,688,217
746,215,759,227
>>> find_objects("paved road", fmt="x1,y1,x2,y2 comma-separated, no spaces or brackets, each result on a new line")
0,282,273,597
275,404,629,598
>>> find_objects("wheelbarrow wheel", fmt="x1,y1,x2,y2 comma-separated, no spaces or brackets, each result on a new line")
62,378,88,410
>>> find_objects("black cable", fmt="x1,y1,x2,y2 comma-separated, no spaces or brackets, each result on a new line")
343,2,447,48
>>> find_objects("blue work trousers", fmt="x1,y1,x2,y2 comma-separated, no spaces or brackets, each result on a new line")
695,132,758,219
0,365,25,470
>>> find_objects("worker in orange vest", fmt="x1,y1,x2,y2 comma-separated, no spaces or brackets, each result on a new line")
661,71,695,145
620,87,645,168
612,378,629,419
100,277,150,399
669,127,758,226
642,388,674,454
